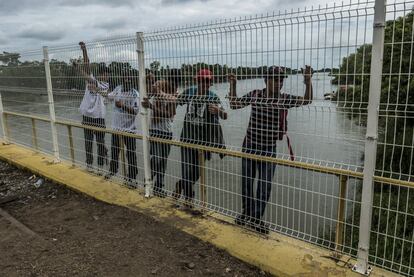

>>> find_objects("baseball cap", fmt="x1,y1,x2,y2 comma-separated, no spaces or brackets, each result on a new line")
195,69,213,80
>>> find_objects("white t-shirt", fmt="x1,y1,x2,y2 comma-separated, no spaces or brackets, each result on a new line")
79,75,109,119
108,85,140,133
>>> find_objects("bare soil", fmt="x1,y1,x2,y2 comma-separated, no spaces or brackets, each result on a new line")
0,160,269,277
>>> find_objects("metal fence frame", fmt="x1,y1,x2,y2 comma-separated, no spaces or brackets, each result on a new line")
0,0,413,276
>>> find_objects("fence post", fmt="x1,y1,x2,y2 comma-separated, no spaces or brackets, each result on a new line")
43,46,60,163
0,92,10,144
353,0,386,275
335,175,347,252
31,118,38,150
66,125,75,166
198,150,207,212
120,139,127,180
136,32,153,197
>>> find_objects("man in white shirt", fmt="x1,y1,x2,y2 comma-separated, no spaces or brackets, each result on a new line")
76,42,110,173
106,69,139,184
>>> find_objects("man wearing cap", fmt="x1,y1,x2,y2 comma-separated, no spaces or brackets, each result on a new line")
228,65,313,234
176,69,228,207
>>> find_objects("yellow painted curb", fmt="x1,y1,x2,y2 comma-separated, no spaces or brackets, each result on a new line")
0,142,398,277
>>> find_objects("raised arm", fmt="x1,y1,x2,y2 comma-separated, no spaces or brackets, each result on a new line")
296,65,313,106
227,74,250,109
79,41,90,75
72,42,94,82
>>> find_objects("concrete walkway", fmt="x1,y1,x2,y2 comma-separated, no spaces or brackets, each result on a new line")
0,142,398,277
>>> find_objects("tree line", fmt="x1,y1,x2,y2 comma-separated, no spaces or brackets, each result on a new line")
331,10,414,275
1,50,339,91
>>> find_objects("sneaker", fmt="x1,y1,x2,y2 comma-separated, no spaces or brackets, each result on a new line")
153,187,166,198
183,198,194,210
248,219,270,235
173,181,183,199
104,172,114,180
235,214,248,226
86,164,94,173
96,166,105,176
124,177,137,189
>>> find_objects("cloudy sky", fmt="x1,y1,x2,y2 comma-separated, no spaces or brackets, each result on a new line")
0,0,334,52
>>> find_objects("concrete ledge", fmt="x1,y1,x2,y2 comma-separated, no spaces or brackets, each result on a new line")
0,142,398,277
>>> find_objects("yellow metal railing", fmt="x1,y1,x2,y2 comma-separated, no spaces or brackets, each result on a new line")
2,110,414,253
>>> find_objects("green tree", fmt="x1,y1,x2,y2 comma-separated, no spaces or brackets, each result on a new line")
333,11,414,275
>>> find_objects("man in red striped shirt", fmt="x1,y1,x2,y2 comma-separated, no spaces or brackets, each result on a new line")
228,65,313,234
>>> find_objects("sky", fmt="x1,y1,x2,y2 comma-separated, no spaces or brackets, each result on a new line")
0,0,336,52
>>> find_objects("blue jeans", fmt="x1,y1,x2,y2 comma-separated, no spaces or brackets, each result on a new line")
150,129,172,191
180,146,202,201
241,141,277,220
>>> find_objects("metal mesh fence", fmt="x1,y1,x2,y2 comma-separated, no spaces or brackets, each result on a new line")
0,0,412,275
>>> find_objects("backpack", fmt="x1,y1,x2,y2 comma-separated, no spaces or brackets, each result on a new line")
253,90,295,161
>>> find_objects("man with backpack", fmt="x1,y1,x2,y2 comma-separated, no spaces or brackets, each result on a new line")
175,69,227,208
228,65,313,234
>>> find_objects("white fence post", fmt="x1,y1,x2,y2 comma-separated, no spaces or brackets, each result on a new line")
136,32,153,197
43,46,60,163
0,92,9,144
353,0,386,275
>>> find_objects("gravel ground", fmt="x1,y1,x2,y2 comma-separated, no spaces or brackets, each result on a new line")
0,160,270,277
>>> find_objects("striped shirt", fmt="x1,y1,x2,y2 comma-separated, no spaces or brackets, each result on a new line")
240,89,300,146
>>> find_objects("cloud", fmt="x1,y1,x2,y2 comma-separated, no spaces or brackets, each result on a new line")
61,0,136,8
0,0,43,14
0,0,136,14
0,30,8,45
16,25,65,41
93,18,128,30
0,38,8,45
0,0,335,52
161,0,211,5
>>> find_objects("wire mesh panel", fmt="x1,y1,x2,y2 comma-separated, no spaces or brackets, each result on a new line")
0,1,412,276
0,50,53,154
377,2,414,182
0,50,50,117
141,0,379,259
367,1,414,275
45,36,144,184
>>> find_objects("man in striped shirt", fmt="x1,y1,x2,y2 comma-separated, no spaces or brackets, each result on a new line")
228,65,313,234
